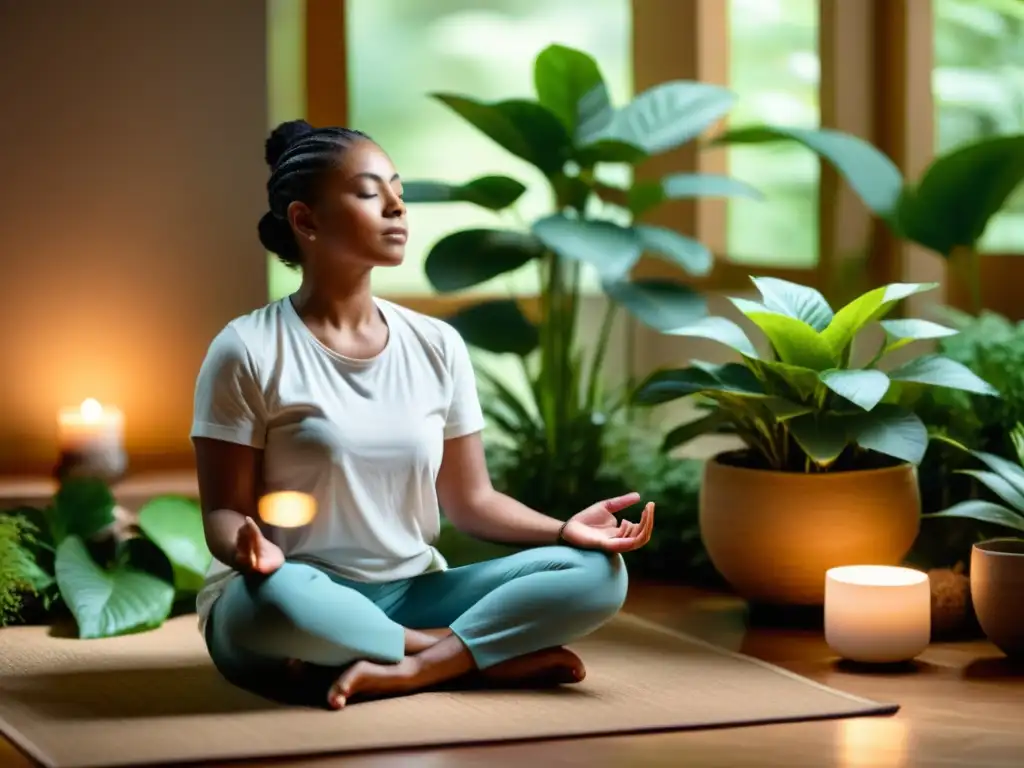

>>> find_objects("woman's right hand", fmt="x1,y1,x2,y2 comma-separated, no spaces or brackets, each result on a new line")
235,517,285,575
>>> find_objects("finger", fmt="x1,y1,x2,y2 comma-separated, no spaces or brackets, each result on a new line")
600,536,640,553
601,492,641,515
637,503,653,541
643,502,656,543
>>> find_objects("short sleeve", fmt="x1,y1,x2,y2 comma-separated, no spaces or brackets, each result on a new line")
190,325,268,448
443,327,486,440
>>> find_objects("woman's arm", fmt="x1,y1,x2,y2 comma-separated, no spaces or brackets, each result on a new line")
435,433,564,545
194,436,263,567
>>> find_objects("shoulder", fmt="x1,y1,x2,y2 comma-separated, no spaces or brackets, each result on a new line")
377,298,466,360
204,300,287,371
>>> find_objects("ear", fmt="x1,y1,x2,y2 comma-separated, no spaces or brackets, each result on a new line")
287,201,318,242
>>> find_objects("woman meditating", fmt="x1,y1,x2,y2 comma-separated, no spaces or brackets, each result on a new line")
192,120,656,710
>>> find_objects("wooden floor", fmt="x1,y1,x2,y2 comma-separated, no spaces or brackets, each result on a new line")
1,584,1022,768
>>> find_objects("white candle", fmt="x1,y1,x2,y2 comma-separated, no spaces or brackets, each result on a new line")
258,491,317,528
56,399,127,478
825,565,931,663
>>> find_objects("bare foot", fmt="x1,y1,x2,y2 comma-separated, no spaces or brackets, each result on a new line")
327,658,420,709
479,647,585,688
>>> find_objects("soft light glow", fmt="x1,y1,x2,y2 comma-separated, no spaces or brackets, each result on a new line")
80,398,103,422
825,565,931,664
258,491,317,528
838,718,909,768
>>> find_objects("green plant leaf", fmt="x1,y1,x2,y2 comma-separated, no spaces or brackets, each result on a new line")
445,300,539,357
574,140,647,166
606,81,736,154
923,500,1024,533
788,413,849,466
820,282,939,355
663,410,732,452
628,174,763,217
50,477,116,543
879,318,958,355
761,397,814,421
425,229,544,292
533,44,605,135
745,357,823,402
887,354,997,396
846,405,929,465
634,225,713,276
137,496,211,594
740,310,836,370
749,276,834,331
712,125,904,224
532,215,641,280
663,316,759,358
603,279,706,332
403,176,527,210
55,536,175,639
819,369,891,411
898,134,1024,256
958,470,1024,512
633,363,763,406
970,450,1024,499
432,94,571,175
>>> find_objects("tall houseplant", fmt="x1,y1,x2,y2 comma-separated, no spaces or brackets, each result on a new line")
634,276,996,605
404,44,760,517
712,126,1024,312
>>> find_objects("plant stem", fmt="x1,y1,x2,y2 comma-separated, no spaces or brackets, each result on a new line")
586,301,618,412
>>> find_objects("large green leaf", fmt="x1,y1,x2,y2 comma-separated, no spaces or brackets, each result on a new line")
712,126,904,223
445,300,539,357
532,215,641,280
739,310,836,370
749,276,834,331
663,410,732,452
898,134,1024,256
533,44,606,135
634,225,713,276
970,450,1024,500
633,362,763,406
820,282,939,355
432,94,571,175
425,229,544,292
959,470,1024,512
820,369,890,411
574,140,647,166
606,81,736,154
403,176,527,211
887,354,997,396
923,500,1024,533
879,318,958,355
55,536,175,639
628,173,763,217
137,496,211,594
603,279,706,332
50,477,116,543
745,357,822,402
846,405,929,465
663,316,759,358
788,413,849,466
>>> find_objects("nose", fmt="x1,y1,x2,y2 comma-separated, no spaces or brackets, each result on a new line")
384,190,405,219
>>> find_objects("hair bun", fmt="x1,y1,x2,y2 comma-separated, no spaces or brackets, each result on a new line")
265,119,315,169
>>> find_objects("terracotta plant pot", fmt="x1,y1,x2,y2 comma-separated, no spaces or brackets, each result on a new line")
700,455,921,605
970,538,1024,658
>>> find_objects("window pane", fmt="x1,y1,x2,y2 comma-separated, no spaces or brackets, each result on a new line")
934,0,1024,253
347,0,631,296
726,0,820,268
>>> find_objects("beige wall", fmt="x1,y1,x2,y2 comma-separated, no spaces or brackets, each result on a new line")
0,0,269,475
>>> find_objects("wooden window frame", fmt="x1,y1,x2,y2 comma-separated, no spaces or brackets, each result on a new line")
302,0,937,314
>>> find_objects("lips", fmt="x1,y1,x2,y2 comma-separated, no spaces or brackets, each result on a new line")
382,227,408,243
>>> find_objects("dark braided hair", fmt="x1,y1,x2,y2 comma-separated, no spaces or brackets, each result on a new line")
258,120,372,268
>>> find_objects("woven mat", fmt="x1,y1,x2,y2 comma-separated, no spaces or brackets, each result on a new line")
0,613,896,768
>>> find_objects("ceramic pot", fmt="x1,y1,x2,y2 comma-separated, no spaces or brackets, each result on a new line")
700,455,921,605
970,538,1024,658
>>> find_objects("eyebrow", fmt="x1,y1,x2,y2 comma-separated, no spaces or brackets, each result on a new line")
351,172,401,183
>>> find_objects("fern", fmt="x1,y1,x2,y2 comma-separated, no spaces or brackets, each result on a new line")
0,512,51,626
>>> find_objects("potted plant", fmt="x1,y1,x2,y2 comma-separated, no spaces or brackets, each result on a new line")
633,276,996,605
402,44,760,533
925,423,1024,657
712,126,1024,315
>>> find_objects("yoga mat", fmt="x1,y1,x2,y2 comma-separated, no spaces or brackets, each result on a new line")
0,613,896,768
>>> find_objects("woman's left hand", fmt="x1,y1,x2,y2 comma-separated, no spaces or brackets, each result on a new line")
560,492,655,553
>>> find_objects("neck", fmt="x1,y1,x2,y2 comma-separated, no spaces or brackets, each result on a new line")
293,266,376,328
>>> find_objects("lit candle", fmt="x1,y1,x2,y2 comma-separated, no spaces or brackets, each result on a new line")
56,398,127,480
258,491,317,528
825,565,931,664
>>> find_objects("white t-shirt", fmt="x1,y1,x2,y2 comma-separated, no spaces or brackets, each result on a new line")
190,296,486,634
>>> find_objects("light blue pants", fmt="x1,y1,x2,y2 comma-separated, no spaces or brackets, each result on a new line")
206,546,628,706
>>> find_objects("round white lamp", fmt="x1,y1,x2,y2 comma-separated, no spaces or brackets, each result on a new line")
825,565,931,664
258,491,317,528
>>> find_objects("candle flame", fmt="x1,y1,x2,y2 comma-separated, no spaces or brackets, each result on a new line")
80,398,103,422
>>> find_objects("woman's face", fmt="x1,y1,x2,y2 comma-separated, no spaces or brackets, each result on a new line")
291,140,407,270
